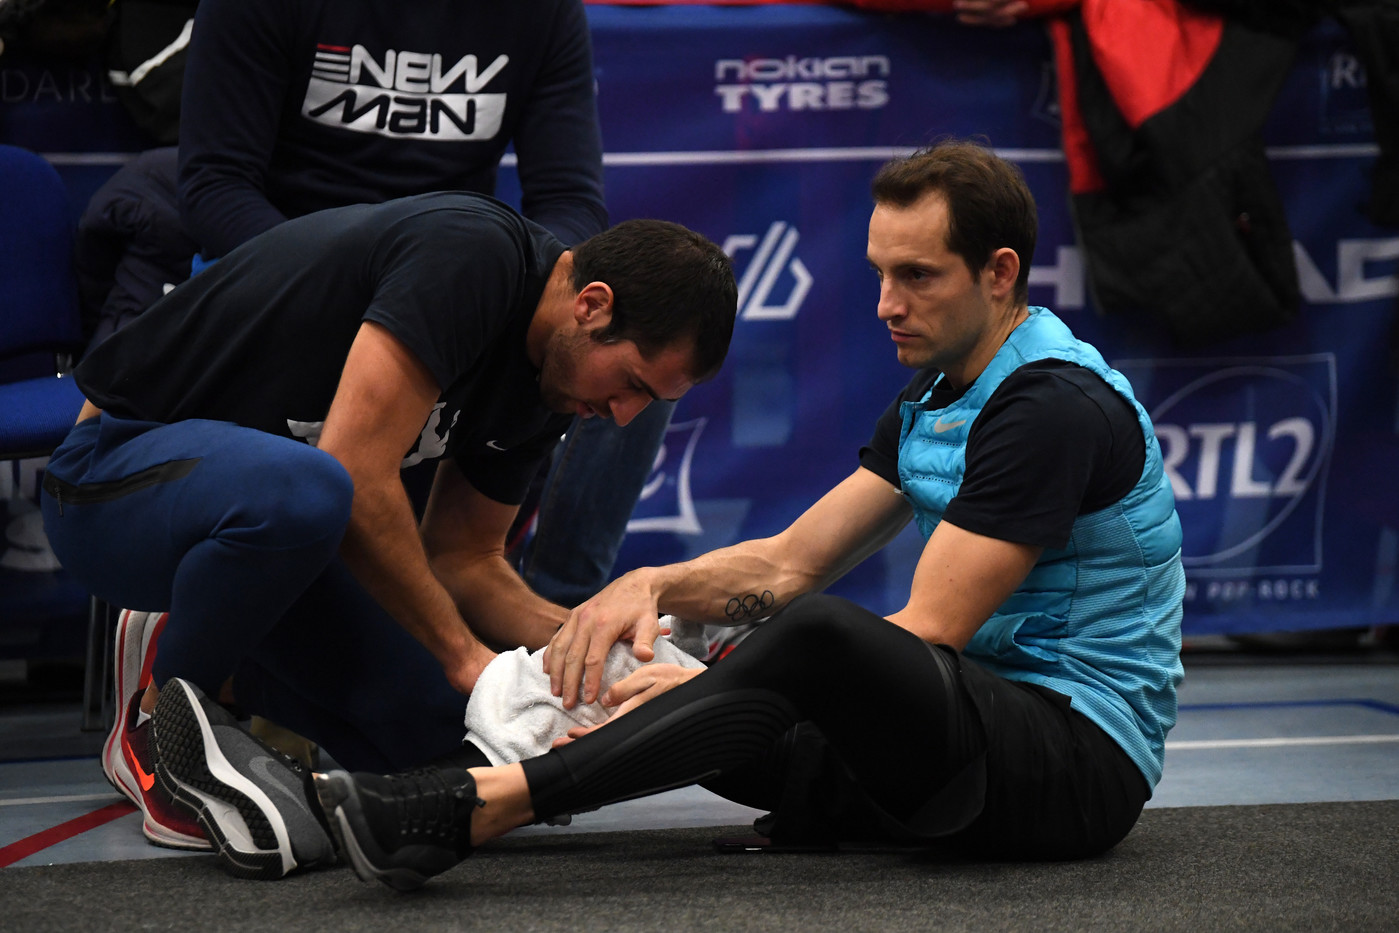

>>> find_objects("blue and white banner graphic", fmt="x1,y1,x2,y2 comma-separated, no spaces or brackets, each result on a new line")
7,5,1395,633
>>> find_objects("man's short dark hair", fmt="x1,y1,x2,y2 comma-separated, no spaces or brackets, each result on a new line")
571,219,737,381
870,139,1038,305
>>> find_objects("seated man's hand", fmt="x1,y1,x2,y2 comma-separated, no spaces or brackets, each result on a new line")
550,663,704,747
544,570,666,710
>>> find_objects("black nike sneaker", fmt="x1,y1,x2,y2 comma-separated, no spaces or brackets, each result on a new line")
150,677,338,880
314,766,483,891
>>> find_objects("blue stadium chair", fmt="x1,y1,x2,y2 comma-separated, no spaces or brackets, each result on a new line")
0,144,113,730
0,144,86,453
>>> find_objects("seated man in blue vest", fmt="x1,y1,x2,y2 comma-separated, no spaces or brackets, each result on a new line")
150,139,1186,888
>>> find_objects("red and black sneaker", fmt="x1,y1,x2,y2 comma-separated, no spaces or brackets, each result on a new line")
109,692,209,849
101,609,208,850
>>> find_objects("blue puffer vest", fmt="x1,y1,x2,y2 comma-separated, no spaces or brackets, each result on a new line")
897,306,1184,788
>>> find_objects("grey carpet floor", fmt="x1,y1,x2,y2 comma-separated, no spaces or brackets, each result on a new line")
5,801,1396,932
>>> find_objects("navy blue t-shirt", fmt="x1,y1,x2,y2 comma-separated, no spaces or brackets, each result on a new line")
76,192,572,504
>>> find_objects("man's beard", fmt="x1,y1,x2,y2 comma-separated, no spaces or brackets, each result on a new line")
537,328,589,413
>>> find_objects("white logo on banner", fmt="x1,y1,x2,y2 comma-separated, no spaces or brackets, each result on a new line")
627,418,707,535
1319,48,1371,135
1122,355,1337,577
1293,238,1399,304
713,55,889,112
723,222,812,321
1028,245,1086,309
1027,239,1399,310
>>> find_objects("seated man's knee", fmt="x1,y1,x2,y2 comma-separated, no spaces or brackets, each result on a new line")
757,593,882,657
777,594,876,637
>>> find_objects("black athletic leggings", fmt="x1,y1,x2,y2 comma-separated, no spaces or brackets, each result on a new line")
519,593,1150,860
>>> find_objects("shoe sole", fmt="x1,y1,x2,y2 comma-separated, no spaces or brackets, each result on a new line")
102,611,209,852
150,679,296,879
102,609,152,804
315,772,430,892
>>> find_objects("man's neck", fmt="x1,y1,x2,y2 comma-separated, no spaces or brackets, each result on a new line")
525,252,575,369
941,302,1030,390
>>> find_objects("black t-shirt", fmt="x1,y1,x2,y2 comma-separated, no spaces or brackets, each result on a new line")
75,191,573,504
859,360,1147,549
178,0,608,257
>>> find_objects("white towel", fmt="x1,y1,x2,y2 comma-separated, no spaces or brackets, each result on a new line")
462,633,706,767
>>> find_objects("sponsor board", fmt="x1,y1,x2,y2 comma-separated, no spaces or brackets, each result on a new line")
714,54,889,113
722,222,811,321
1115,354,1338,608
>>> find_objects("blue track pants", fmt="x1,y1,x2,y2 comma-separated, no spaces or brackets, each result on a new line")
42,414,467,771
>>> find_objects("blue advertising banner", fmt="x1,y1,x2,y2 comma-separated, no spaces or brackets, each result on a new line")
3,4,1395,635
564,6,1399,634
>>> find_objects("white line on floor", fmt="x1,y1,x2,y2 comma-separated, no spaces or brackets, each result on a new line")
0,793,125,807
3,736,1395,804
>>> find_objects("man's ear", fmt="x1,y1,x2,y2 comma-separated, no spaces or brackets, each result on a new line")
574,280,615,328
985,248,1020,300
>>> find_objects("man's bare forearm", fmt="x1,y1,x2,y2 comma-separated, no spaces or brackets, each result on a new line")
339,478,491,691
432,550,568,651
636,536,821,625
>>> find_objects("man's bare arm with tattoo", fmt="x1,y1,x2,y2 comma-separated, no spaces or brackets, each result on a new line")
546,467,913,708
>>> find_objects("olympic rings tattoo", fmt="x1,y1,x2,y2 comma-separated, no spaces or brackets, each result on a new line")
725,590,774,622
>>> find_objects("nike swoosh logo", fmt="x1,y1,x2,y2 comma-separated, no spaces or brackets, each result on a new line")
485,439,507,451
933,419,967,433
123,730,155,791
249,756,311,812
